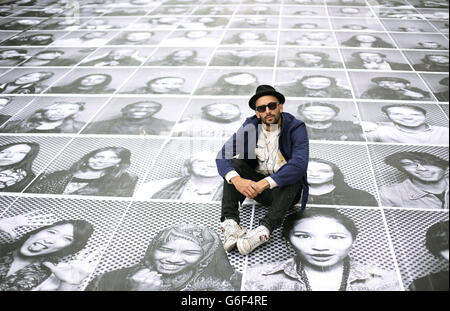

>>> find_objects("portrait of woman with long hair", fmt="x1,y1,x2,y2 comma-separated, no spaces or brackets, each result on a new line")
25,146,138,197
0,142,39,193
47,74,115,94
307,158,378,206
0,211,94,291
245,208,399,291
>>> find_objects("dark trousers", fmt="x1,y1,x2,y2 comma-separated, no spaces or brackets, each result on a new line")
221,159,303,232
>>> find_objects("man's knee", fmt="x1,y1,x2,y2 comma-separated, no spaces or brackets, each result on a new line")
232,159,257,176
274,181,303,202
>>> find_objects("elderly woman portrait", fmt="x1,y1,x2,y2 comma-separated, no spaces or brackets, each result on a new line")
25,146,138,197
0,142,39,193
307,158,378,206
409,220,449,291
87,224,241,291
136,151,223,202
195,72,259,96
1,102,86,134
244,208,399,291
0,211,94,291
0,71,54,94
278,75,352,98
47,74,115,94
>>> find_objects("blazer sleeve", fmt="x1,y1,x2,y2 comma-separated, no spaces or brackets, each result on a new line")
270,122,309,187
216,118,255,178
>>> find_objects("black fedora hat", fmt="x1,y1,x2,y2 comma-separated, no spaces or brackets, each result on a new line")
248,85,285,110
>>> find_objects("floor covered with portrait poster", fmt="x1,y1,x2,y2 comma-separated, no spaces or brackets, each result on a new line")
0,0,448,292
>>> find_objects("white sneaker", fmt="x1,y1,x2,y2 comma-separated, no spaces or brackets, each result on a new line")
220,219,246,252
237,225,270,255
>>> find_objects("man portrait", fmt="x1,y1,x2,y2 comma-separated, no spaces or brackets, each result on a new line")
297,102,364,141
83,101,174,136
379,151,448,209
172,102,245,138
363,104,449,145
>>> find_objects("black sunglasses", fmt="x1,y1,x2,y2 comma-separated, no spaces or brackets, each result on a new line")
255,102,279,113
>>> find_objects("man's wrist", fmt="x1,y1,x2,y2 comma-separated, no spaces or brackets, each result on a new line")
230,176,241,185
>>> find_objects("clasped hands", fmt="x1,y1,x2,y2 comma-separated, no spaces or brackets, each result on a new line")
231,176,270,199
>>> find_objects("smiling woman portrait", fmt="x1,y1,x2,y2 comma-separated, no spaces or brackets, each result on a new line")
25,146,138,197
244,208,400,291
0,213,94,291
0,142,39,193
86,224,241,291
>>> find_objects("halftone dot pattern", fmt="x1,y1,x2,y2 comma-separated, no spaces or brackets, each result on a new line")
384,209,449,290
310,142,379,199
0,195,16,215
86,201,248,287
0,196,130,289
0,96,35,121
143,138,226,182
0,135,73,186
357,101,449,127
248,206,398,274
440,104,449,118
368,144,449,187
33,137,165,195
